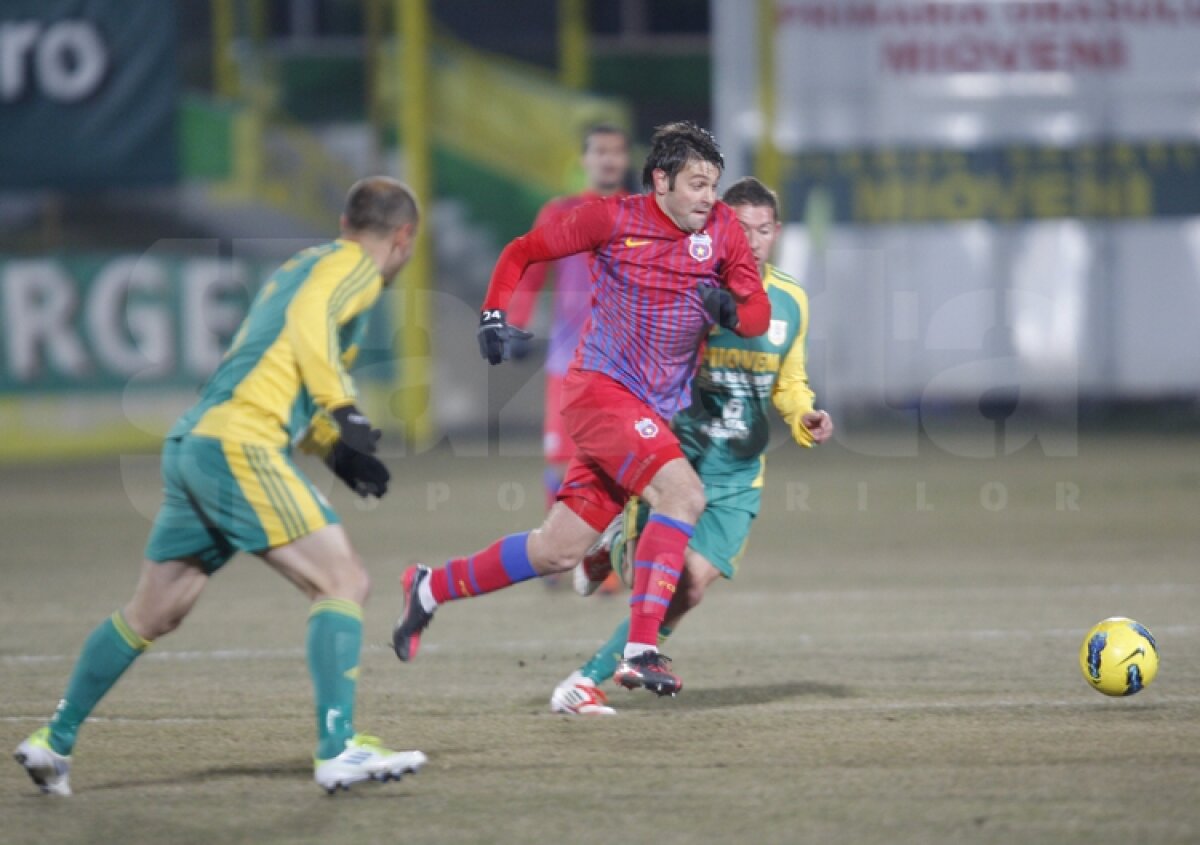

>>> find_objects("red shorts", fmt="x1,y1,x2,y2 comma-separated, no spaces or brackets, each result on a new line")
543,373,575,465
556,369,684,532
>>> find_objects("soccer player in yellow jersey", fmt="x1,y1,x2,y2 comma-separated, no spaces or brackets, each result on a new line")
14,177,427,794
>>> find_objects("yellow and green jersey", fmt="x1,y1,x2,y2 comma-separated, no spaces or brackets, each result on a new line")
673,264,816,488
169,239,382,448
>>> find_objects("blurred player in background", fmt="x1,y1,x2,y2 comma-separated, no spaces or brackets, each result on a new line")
14,177,427,796
506,124,631,520
551,177,834,715
393,123,771,697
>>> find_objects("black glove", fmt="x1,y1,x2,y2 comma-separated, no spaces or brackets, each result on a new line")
510,334,533,361
699,286,739,330
330,404,380,455
326,440,390,498
477,309,534,365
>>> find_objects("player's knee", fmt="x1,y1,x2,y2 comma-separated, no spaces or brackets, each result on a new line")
131,606,185,640
528,515,593,575
532,532,589,574
538,549,582,575
674,482,706,524
649,485,705,524
316,552,370,604
339,557,371,604
350,564,371,604
158,611,187,638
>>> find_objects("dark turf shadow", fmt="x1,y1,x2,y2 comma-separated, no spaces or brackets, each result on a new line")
538,679,856,713
84,759,406,794
630,680,855,711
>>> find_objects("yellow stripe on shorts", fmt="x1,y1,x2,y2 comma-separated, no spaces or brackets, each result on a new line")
729,533,750,576
221,440,326,548
249,445,310,539
245,444,303,542
260,446,327,540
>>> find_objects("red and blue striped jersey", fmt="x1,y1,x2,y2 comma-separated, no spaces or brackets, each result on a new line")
507,191,622,377
484,193,769,418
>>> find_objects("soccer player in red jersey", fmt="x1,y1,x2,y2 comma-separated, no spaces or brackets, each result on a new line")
506,124,631,512
393,123,770,696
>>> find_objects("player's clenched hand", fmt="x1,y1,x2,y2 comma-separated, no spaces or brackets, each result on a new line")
326,441,390,498
477,309,534,365
802,410,834,444
509,334,533,361
699,285,739,330
331,404,381,455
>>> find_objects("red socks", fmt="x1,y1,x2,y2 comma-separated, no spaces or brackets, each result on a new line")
627,514,693,647
429,532,538,603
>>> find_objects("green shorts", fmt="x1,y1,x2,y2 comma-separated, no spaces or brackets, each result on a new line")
623,482,760,580
144,434,339,574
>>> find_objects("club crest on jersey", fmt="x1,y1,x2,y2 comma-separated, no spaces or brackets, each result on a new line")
768,319,788,345
688,232,713,262
634,417,659,439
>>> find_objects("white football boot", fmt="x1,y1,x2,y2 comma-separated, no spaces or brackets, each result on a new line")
14,727,72,796
314,734,427,794
573,514,625,597
550,672,617,716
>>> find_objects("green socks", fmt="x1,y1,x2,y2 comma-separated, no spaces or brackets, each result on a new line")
44,601,365,761
47,611,150,755
307,599,364,760
580,618,674,685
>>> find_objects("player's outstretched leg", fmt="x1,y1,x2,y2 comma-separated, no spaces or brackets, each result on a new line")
393,531,540,662
14,557,204,796
395,507,598,662
12,609,151,796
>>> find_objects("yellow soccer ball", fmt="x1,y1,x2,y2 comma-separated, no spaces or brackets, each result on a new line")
1079,617,1159,696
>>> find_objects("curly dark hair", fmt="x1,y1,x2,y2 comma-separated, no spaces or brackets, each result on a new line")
640,121,725,190
722,177,779,219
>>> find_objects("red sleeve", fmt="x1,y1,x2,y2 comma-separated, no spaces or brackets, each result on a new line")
482,199,616,313
505,201,558,329
720,211,771,337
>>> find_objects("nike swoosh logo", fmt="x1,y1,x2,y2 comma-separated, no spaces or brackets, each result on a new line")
624,238,652,247
1117,648,1145,665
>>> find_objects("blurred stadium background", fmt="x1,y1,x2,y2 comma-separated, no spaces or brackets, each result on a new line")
3,2,1200,843
4,0,1198,457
